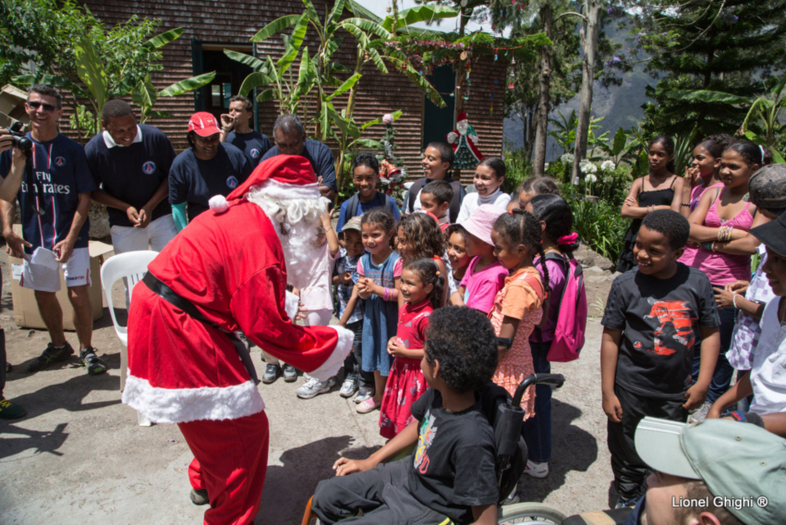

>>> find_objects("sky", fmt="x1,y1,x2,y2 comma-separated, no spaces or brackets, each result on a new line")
354,0,503,35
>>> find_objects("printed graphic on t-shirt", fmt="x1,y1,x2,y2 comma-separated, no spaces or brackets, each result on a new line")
250,148,260,159
413,412,437,474
54,156,66,167
142,161,156,175
226,175,239,189
640,299,697,356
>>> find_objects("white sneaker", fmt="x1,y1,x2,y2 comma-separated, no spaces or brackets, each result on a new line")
339,377,359,398
296,376,336,399
524,459,549,478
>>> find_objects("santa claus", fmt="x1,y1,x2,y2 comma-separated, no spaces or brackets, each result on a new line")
446,111,484,170
121,155,353,524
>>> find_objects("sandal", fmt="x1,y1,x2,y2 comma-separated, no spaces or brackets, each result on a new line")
356,397,380,414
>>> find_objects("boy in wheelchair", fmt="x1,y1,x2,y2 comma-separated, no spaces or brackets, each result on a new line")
312,306,501,525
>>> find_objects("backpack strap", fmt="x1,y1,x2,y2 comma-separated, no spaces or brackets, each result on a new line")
346,193,360,219
407,178,426,213
377,191,392,213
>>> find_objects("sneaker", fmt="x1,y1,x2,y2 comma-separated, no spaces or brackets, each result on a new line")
524,459,549,478
615,496,637,509
0,397,26,419
190,488,209,506
354,386,374,404
80,348,107,375
297,376,336,399
27,342,74,372
502,484,519,505
262,364,281,384
687,400,713,424
356,397,380,414
339,377,359,398
282,364,298,382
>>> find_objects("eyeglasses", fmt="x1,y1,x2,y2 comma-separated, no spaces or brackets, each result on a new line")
27,101,59,112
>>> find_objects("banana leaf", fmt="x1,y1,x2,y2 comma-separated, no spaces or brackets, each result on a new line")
158,71,216,97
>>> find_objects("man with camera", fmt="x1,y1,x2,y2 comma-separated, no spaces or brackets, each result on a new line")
0,84,104,380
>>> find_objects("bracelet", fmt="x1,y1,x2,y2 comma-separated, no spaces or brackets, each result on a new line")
728,411,747,422
323,224,332,231
383,287,389,301
681,202,691,207
732,293,740,309
221,128,231,133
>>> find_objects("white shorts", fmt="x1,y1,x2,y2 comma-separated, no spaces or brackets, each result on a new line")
20,247,91,293
110,214,177,254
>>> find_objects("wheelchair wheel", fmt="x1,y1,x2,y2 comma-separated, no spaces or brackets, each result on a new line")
497,502,567,524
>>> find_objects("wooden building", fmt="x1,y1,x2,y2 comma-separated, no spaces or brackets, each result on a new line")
80,0,508,183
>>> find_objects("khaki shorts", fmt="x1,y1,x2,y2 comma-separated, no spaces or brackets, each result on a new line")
19,247,91,293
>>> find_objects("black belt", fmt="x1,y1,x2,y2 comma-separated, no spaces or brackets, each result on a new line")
142,272,260,384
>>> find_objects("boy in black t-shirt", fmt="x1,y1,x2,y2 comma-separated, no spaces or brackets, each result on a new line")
312,306,499,525
600,210,721,508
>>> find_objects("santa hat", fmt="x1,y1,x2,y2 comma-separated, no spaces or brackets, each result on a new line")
457,111,468,123
209,155,320,213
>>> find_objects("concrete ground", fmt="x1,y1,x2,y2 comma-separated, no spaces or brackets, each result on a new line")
0,252,617,524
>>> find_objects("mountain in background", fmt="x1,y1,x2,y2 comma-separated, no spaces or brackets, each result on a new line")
503,20,652,160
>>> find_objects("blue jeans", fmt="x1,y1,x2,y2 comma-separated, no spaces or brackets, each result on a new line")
521,341,552,463
691,306,736,404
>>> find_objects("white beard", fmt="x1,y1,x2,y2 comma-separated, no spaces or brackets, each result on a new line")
247,188,328,290
457,120,469,135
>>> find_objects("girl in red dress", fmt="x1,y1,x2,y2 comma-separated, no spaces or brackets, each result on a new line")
379,258,443,438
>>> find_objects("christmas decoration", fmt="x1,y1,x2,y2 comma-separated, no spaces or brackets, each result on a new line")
447,112,484,169
377,113,407,206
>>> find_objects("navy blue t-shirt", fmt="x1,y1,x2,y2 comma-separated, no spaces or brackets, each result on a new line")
225,130,271,168
261,138,336,192
0,133,96,253
336,193,401,232
168,143,252,222
85,124,176,228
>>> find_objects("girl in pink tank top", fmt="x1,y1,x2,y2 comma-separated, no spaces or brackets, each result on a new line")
678,135,733,266
688,141,769,286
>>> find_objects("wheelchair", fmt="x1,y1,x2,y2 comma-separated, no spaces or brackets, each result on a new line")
301,373,569,525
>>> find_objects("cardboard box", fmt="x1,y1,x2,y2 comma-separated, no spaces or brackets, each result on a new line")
8,240,114,330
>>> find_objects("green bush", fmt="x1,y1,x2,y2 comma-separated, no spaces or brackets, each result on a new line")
502,147,533,194
562,185,629,263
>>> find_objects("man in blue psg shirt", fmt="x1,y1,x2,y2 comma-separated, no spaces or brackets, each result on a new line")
169,112,252,231
86,100,177,253
218,95,271,168
260,114,337,201
0,84,106,375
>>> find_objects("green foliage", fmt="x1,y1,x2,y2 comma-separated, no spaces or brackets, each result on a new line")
548,110,608,156
2,1,212,139
562,184,629,262
631,0,786,139
501,146,533,194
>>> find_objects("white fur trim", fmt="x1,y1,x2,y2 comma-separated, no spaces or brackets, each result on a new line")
285,290,300,320
254,180,320,200
308,325,354,381
209,194,229,213
121,375,265,424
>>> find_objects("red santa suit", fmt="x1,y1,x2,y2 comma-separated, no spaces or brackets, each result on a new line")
122,155,352,525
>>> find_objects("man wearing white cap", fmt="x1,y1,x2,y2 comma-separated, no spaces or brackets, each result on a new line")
123,155,353,523
168,111,252,231
624,417,785,525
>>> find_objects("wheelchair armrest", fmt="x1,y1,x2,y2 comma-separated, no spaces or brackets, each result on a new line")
561,507,634,525
512,373,565,406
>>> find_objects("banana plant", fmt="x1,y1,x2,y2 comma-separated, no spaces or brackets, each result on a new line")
231,0,457,190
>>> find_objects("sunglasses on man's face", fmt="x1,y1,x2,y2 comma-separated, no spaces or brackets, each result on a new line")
27,101,58,112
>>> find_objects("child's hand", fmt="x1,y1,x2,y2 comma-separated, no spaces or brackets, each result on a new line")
683,383,708,411
340,271,353,285
713,286,734,309
683,165,700,186
387,337,406,357
294,302,307,322
725,280,749,295
333,457,374,476
706,404,723,420
602,392,623,423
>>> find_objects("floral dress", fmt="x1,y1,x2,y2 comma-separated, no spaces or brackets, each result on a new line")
489,267,544,419
379,299,433,439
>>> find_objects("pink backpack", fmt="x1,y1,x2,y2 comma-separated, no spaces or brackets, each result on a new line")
539,253,588,362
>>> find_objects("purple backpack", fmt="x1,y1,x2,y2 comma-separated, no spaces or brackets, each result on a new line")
542,253,588,362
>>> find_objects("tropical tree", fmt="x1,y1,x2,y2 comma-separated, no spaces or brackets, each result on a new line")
231,0,456,190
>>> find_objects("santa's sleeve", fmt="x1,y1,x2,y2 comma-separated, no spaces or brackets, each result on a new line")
230,265,353,380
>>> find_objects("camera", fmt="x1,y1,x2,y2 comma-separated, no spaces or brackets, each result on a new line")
8,121,32,152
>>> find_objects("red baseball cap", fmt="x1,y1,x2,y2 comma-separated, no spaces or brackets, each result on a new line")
188,112,221,137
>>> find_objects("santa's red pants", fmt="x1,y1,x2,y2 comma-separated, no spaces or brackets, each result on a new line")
179,410,270,525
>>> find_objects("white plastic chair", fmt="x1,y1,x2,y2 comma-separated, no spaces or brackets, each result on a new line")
100,250,159,426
